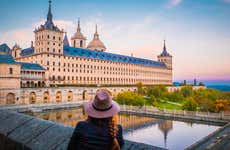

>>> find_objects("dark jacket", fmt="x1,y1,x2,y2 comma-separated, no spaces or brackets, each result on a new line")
67,121,124,150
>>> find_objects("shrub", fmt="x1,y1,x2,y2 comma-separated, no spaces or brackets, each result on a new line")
214,99,229,112
182,97,198,111
115,91,146,106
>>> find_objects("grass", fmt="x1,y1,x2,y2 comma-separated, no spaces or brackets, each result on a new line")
157,101,182,110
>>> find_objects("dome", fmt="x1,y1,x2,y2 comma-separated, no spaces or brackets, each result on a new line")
87,25,106,51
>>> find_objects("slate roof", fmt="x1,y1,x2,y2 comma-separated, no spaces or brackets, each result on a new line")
63,33,70,46
20,47,34,57
19,62,45,70
159,40,172,57
34,0,61,32
19,45,166,68
0,54,17,64
0,54,44,70
64,46,166,68
0,43,11,54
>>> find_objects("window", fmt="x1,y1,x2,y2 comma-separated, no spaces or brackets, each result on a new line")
80,40,83,47
9,68,13,74
47,35,50,39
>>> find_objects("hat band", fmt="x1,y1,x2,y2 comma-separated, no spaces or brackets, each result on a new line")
92,104,113,111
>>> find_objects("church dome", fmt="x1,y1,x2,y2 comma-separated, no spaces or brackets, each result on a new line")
87,25,106,51
71,20,86,40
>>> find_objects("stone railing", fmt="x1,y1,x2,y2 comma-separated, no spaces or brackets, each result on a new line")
120,105,230,123
0,110,166,150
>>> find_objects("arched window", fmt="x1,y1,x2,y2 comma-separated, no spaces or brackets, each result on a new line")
29,92,36,104
74,40,76,47
80,40,83,47
6,93,16,104
9,68,13,74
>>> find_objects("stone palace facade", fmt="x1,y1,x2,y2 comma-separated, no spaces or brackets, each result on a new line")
0,1,172,105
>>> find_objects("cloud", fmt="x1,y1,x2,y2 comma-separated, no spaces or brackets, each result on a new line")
0,28,33,48
223,0,230,3
169,0,183,6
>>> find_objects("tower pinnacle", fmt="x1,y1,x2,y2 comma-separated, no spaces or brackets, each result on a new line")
94,24,99,39
47,0,53,24
77,18,81,32
163,40,166,51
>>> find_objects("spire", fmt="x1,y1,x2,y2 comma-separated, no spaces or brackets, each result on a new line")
159,40,171,57
64,32,70,46
95,24,98,34
35,0,61,32
47,0,53,24
163,40,166,51
94,24,99,40
77,18,81,32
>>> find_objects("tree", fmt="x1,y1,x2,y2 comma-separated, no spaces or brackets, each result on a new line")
146,85,167,98
198,82,205,86
214,99,229,112
115,91,146,106
182,97,198,111
181,86,193,98
136,82,145,95
166,91,185,102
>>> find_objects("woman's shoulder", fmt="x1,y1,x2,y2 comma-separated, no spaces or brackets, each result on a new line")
75,121,88,129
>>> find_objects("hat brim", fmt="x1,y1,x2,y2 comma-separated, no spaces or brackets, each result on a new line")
84,100,120,118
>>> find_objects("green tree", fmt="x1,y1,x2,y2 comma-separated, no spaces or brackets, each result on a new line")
182,97,198,111
115,91,146,106
146,85,167,98
166,91,185,102
180,86,193,97
198,82,205,86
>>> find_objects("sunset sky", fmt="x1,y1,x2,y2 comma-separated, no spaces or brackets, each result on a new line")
0,0,230,81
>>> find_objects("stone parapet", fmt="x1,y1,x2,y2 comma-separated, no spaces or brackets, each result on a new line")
0,110,166,150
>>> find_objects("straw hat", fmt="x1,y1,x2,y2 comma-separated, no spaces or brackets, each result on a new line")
84,89,120,118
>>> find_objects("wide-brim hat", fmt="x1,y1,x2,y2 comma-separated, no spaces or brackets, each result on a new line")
84,89,120,118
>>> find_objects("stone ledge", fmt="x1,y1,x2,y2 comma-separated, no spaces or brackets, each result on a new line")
0,110,166,150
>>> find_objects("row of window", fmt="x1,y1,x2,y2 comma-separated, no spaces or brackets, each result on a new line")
36,35,62,41
36,41,62,47
49,76,171,83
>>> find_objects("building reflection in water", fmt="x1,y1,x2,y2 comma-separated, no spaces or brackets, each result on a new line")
158,120,173,148
31,108,160,131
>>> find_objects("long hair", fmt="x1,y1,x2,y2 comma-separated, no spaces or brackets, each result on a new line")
87,115,120,150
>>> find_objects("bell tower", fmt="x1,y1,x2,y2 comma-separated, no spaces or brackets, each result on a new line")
71,19,87,48
34,0,64,54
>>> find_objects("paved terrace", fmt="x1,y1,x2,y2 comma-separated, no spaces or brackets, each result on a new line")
0,110,166,150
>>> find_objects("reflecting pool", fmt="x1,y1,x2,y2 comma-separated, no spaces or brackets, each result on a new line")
27,108,220,150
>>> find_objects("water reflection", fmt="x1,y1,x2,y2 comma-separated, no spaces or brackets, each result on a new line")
158,120,173,148
28,108,220,150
